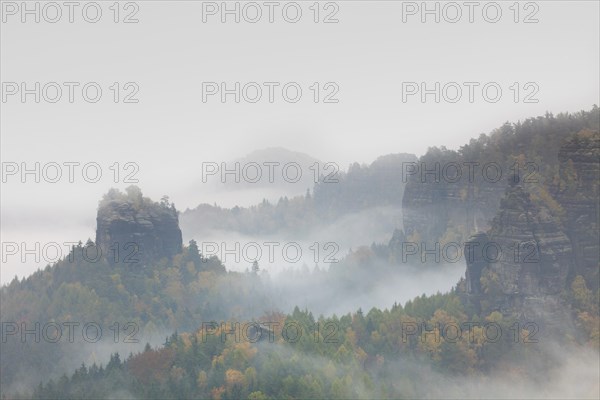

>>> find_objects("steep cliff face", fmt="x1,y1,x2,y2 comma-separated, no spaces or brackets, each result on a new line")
464,232,489,294
402,110,600,250
456,130,600,334
489,181,571,296
464,180,573,324
387,227,407,263
402,175,501,244
555,129,600,290
95,188,183,265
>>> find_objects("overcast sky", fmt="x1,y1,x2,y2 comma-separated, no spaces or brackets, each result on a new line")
1,0,599,282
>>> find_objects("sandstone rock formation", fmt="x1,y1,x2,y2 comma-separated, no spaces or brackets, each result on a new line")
466,179,572,294
463,179,573,330
387,228,407,263
95,187,183,265
459,130,599,332
402,162,505,247
464,232,489,295
555,129,600,290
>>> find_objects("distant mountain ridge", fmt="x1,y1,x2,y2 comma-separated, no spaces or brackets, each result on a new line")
208,147,322,194
181,152,417,238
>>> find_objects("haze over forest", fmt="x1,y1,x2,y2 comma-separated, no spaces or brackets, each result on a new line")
1,107,599,399
1,1,599,399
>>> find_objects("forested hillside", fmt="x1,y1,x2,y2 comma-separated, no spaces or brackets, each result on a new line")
1,108,599,399
181,153,417,237
403,107,599,249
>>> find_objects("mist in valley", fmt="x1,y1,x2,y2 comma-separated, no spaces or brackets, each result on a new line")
2,2,599,395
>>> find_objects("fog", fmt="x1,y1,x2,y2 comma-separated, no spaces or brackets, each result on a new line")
384,342,600,399
265,262,464,317
181,206,403,265
2,328,170,396
2,1,599,397
178,202,467,316
2,0,599,283
246,336,599,399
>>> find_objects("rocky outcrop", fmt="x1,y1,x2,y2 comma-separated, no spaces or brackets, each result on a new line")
464,178,573,317
402,111,600,253
464,232,489,295
491,180,571,295
95,188,183,265
402,162,505,246
555,130,600,290
387,228,407,263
